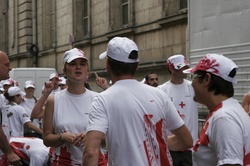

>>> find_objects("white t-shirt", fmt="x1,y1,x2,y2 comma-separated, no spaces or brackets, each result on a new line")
0,94,8,132
87,79,184,166
21,97,41,132
51,87,61,94
158,79,198,145
193,98,250,166
0,94,7,157
5,103,31,137
9,137,50,166
52,88,98,165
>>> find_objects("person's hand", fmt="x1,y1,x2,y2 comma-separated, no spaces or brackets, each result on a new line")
6,151,22,166
72,132,86,147
95,72,109,90
59,132,86,147
42,80,54,95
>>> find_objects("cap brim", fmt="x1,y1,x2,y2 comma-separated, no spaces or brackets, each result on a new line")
175,63,190,70
67,56,88,63
20,91,26,96
25,85,35,89
59,81,66,85
99,51,107,60
183,68,194,74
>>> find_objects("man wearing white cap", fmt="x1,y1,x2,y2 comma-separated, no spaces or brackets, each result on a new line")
158,54,199,166
183,53,250,165
49,73,61,94
0,50,21,165
3,79,13,92
43,48,107,165
21,80,41,138
83,37,193,165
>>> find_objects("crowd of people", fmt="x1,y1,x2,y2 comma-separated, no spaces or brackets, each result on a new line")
0,36,250,166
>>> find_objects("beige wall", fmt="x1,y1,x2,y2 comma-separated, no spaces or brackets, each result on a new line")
1,0,188,90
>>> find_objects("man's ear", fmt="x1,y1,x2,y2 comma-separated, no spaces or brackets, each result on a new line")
204,73,211,84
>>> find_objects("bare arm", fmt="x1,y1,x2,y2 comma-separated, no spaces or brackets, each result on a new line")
42,94,63,147
242,93,250,116
83,130,104,166
25,121,43,135
168,124,193,151
31,82,53,119
42,95,84,147
0,127,21,165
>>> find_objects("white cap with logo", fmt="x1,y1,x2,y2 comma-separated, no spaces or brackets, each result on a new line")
63,48,88,65
25,80,35,89
167,54,189,70
49,73,59,80
8,86,26,97
99,37,139,63
183,53,238,84
59,77,66,85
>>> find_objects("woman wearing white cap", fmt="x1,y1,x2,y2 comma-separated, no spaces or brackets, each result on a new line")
21,80,42,138
42,48,107,165
3,86,43,137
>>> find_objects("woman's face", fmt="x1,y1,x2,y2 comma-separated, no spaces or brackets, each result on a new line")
14,94,22,104
64,58,89,84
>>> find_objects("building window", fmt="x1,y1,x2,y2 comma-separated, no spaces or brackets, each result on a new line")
179,0,187,11
83,0,88,36
121,0,128,25
43,0,55,49
110,0,132,30
51,0,56,47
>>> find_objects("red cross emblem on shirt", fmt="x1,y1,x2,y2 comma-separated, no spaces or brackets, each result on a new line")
179,101,186,108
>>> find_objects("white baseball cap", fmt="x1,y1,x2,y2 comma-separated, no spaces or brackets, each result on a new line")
8,86,26,97
25,80,35,89
99,37,139,63
49,73,59,80
167,54,189,70
59,77,66,85
183,53,238,84
3,79,12,86
63,48,88,65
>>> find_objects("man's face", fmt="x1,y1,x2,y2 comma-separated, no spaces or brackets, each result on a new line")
24,87,35,97
50,77,60,90
146,74,158,87
0,52,12,80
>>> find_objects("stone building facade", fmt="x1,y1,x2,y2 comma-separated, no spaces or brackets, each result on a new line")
0,0,188,91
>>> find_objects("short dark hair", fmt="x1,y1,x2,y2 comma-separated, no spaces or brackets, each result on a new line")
196,70,235,97
4,90,15,103
145,71,157,81
108,57,138,77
